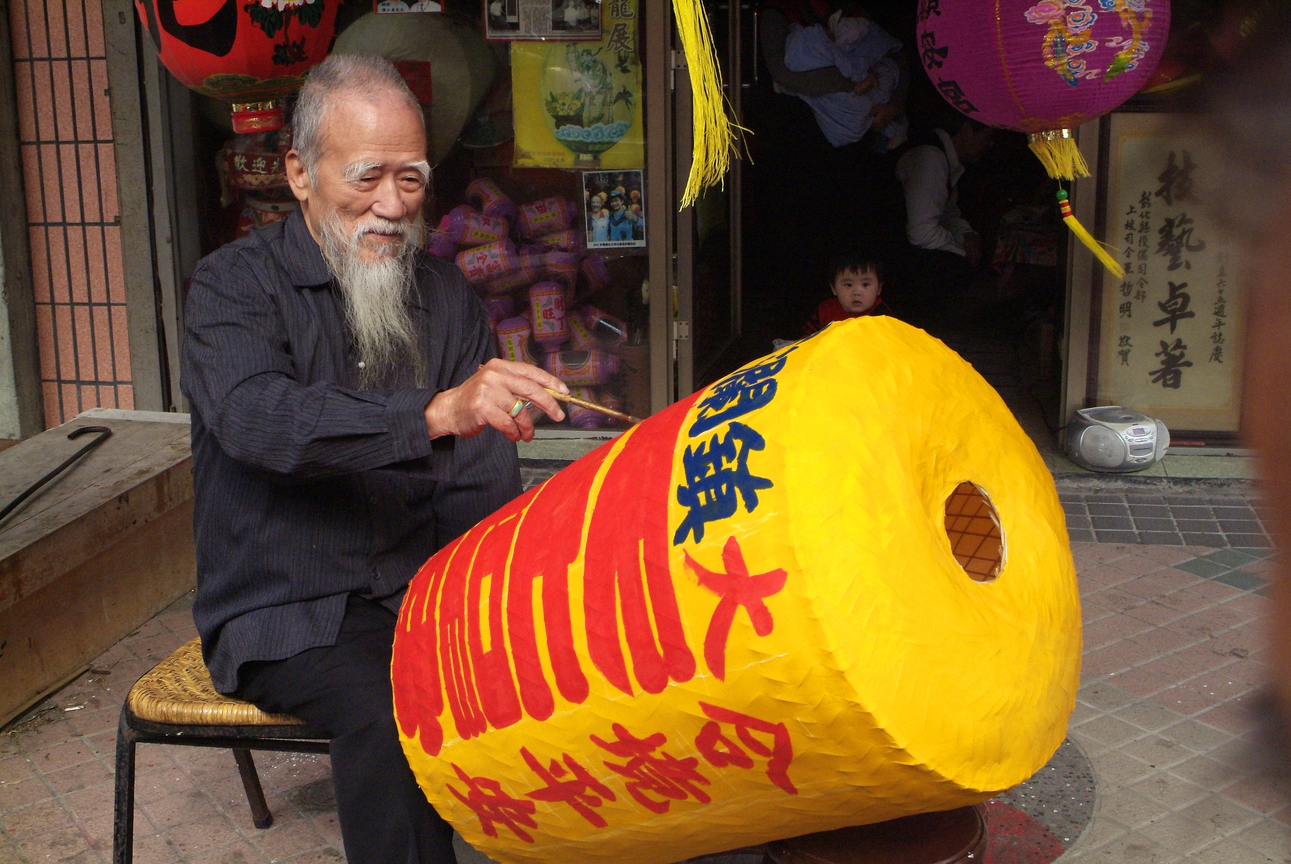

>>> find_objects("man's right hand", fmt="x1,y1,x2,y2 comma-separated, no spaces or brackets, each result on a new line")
424,359,568,444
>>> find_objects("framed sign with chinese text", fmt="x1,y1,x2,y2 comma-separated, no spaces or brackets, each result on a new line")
1093,112,1245,434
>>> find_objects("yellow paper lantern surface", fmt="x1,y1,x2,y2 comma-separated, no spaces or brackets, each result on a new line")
392,317,1081,864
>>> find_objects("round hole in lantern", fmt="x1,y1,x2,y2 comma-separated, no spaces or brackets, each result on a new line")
944,482,1004,583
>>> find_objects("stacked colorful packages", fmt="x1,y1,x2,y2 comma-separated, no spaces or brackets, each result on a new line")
430,178,632,429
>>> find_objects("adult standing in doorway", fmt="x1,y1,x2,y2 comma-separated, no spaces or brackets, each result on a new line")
181,53,568,864
893,115,995,326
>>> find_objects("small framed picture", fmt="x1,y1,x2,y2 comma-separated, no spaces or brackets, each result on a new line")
583,170,645,249
486,0,601,40
484,0,520,37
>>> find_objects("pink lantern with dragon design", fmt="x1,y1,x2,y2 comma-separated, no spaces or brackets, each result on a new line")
916,0,1169,274
917,0,1169,175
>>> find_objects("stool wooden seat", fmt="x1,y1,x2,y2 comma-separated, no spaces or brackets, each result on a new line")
113,638,330,864
766,806,987,864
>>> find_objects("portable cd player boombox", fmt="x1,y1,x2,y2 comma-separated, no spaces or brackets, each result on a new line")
1065,406,1170,473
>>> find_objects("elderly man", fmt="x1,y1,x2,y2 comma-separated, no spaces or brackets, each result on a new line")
180,54,566,864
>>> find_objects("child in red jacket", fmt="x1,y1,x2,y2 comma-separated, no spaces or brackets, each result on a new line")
804,249,893,335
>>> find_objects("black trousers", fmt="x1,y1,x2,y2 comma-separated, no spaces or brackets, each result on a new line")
891,246,979,329
237,595,457,864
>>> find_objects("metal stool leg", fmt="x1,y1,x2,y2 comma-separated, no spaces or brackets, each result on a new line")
232,749,274,829
112,712,138,864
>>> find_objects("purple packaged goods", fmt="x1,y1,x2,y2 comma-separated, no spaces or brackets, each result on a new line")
599,391,625,427
580,253,612,294
520,246,549,276
535,228,584,253
542,348,619,386
456,239,519,285
567,309,596,351
465,177,520,225
495,316,536,365
581,305,629,346
528,281,568,353
544,251,581,299
565,386,603,429
517,197,574,239
427,232,458,260
441,205,509,247
483,296,514,327
481,264,538,297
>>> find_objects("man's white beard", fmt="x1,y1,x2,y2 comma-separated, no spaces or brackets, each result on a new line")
318,210,426,388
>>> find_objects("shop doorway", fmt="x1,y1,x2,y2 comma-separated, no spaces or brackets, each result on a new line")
678,0,1069,443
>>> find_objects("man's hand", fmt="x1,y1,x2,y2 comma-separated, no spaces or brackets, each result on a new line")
424,359,568,443
962,232,983,267
853,73,879,96
869,102,897,129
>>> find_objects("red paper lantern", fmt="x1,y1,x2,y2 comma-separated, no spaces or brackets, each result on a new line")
916,0,1169,179
134,0,338,131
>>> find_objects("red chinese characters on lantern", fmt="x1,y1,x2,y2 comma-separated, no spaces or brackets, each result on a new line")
446,764,539,843
591,723,711,814
684,536,787,680
584,402,698,697
520,747,617,827
392,394,703,756
694,703,797,795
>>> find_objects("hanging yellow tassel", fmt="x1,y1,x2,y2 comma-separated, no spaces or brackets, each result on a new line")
671,0,739,208
1057,189,1124,280
1027,130,1090,181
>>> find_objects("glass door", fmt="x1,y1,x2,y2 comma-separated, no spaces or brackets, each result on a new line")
673,0,745,397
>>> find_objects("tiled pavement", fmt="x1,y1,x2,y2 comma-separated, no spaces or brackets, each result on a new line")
1061,493,1273,550
3,542,1291,864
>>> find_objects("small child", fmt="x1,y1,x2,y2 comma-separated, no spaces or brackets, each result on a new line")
804,249,892,335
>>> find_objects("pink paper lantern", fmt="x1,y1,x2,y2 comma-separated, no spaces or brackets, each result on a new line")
917,0,1169,177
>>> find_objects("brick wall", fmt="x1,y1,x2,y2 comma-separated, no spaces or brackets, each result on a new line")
9,0,132,428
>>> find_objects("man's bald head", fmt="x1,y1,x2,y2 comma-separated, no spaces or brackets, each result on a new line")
293,53,426,181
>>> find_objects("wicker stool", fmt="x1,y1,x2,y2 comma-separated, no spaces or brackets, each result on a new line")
766,806,988,864
113,638,330,864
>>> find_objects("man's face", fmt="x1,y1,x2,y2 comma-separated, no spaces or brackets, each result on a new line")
590,196,603,213
956,125,995,165
832,267,882,314
287,92,429,262
609,196,624,212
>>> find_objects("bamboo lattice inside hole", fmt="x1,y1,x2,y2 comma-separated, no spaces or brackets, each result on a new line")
944,482,1004,583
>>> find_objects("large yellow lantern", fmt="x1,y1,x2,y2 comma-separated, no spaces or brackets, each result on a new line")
391,317,1081,864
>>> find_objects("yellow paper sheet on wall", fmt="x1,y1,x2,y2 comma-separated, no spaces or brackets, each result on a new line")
511,0,644,169
392,317,1081,864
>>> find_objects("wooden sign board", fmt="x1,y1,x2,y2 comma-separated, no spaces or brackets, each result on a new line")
1094,112,1245,434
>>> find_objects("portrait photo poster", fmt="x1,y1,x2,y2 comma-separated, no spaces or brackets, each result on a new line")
583,170,645,249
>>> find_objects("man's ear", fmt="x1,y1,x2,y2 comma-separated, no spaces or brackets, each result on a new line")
285,151,311,203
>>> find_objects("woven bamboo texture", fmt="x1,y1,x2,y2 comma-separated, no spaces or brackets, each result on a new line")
127,638,305,726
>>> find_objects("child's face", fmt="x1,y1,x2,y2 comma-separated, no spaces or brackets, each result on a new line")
832,267,881,314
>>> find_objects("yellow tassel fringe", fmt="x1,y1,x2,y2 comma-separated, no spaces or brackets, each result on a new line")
1057,189,1124,280
1027,132,1090,181
671,0,739,208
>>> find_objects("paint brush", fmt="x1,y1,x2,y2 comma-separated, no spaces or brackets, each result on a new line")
544,388,643,425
